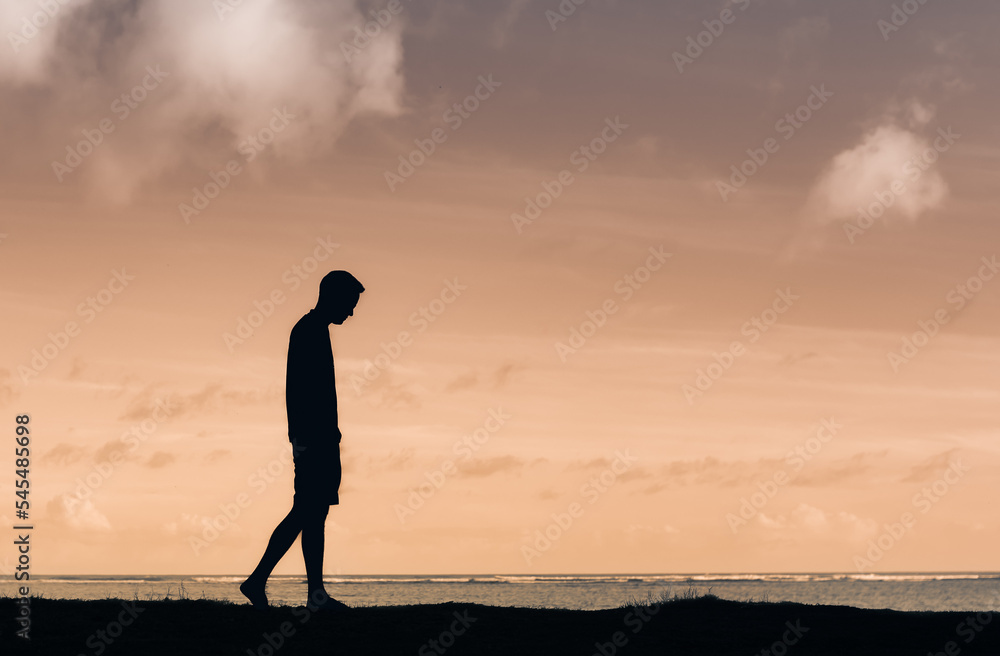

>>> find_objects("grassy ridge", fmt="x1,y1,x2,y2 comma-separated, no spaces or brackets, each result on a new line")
1,593,997,655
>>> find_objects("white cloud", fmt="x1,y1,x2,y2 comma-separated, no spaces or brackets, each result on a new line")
803,107,949,226
0,0,93,83
756,503,878,541
1,0,407,201
47,493,112,531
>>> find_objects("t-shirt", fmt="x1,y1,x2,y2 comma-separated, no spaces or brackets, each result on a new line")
285,309,340,445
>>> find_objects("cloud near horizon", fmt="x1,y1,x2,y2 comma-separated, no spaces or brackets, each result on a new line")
47,493,112,532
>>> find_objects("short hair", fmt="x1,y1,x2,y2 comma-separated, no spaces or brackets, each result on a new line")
318,270,364,303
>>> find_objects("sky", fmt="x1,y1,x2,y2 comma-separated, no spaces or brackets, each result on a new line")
1,0,999,577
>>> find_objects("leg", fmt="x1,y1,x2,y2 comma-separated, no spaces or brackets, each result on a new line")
301,503,329,598
292,439,348,611
241,506,307,608
300,503,350,612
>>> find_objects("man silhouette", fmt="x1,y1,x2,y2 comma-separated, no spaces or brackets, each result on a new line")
241,270,364,611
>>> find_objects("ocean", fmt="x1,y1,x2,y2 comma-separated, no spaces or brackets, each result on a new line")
2,573,999,611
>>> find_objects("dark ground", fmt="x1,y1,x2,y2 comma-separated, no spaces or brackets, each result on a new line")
1,594,997,655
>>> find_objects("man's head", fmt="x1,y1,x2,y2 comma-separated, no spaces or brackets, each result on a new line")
316,270,364,324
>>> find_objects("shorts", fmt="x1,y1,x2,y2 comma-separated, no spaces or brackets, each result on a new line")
290,437,342,506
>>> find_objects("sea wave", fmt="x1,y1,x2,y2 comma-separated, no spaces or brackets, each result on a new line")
16,572,999,586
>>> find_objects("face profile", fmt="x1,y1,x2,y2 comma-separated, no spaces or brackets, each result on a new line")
315,271,365,325
327,293,360,325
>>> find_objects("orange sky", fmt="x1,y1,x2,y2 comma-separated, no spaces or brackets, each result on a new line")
1,0,999,576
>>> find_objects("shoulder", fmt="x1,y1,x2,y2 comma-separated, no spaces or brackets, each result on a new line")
290,311,322,337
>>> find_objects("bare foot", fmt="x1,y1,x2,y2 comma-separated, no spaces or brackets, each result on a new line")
307,589,350,613
240,577,268,609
